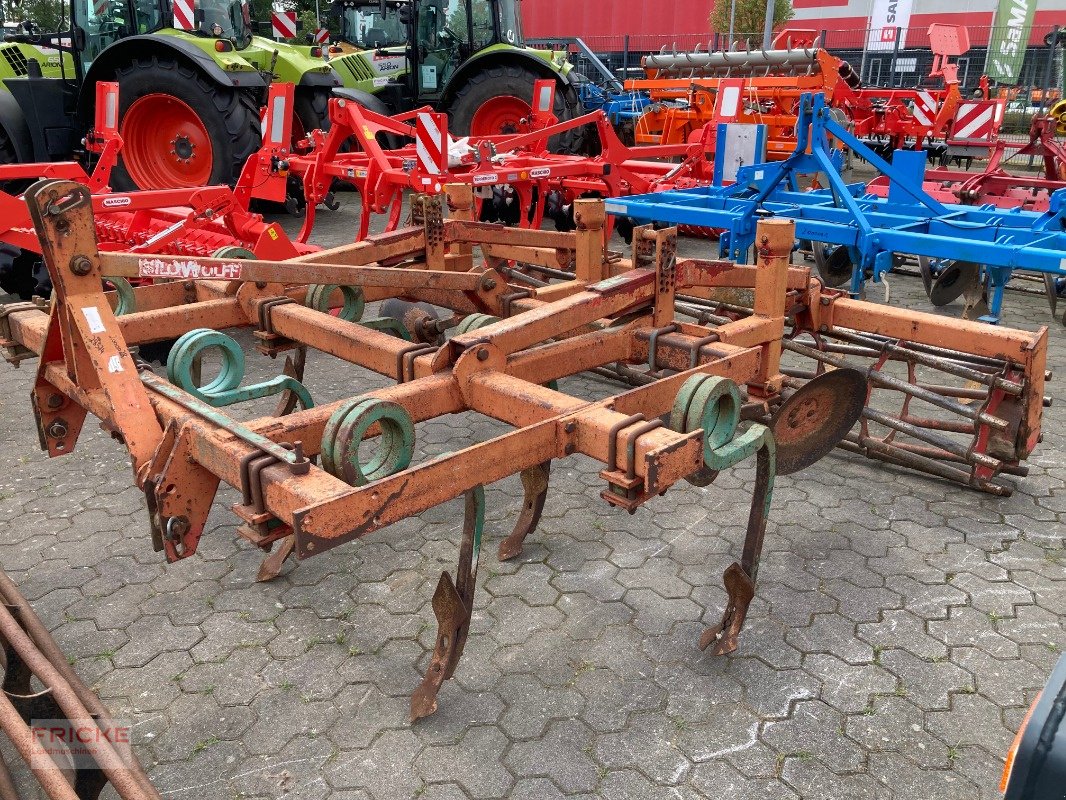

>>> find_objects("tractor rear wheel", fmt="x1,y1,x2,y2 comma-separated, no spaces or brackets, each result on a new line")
110,58,260,191
293,88,332,152
0,247,42,300
449,65,586,154
0,126,30,195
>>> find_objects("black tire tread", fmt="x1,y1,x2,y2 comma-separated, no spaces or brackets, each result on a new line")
110,57,260,190
449,64,587,154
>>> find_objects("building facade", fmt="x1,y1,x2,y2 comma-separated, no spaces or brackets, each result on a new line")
522,0,1066,49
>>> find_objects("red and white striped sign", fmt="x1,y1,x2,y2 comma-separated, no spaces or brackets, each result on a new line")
312,27,329,44
911,90,937,128
93,0,110,18
271,11,297,39
949,101,1001,142
172,0,195,30
415,112,448,175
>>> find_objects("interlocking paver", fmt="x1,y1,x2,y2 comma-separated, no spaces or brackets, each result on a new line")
844,694,951,769
0,198,1063,799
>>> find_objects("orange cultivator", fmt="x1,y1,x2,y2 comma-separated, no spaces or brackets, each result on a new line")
0,180,1049,719
624,24,1001,159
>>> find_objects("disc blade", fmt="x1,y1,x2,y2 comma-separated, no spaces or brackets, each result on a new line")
813,243,852,288
770,368,867,475
929,261,980,307
917,256,934,297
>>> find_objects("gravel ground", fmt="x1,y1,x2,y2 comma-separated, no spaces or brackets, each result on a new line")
0,193,1062,799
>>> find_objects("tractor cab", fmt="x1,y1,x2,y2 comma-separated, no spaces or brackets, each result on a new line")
409,0,523,98
188,0,252,49
335,0,407,49
77,0,167,70
1,0,86,160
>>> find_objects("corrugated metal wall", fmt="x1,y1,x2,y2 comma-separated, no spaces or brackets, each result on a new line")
521,0,1066,47
522,0,713,41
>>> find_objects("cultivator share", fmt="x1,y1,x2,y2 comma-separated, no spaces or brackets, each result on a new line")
0,181,1051,719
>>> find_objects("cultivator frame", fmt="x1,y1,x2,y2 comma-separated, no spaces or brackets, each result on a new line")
610,92,1066,325
868,115,1066,212
0,180,1049,719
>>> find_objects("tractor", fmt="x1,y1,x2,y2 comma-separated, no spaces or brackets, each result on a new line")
326,0,584,149
0,0,583,196
0,0,348,191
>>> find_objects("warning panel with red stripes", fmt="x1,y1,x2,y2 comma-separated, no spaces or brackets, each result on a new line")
313,27,329,44
910,90,939,128
172,0,195,30
415,112,449,176
947,99,1006,144
271,11,298,39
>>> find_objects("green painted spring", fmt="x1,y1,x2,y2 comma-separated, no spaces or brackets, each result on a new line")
305,284,365,322
321,397,415,486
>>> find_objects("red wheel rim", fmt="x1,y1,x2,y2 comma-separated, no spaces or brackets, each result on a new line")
469,95,532,136
120,94,214,189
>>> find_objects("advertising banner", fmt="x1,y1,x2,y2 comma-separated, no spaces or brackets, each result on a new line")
866,0,915,51
985,0,1038,84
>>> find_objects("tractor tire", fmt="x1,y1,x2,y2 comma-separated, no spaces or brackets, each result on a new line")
0,247,43,301
293,87,331,149
0,127,14,167
109,58,260,192
0,125,31,195
449,65,587,155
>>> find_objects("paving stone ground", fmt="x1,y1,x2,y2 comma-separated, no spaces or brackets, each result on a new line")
0,194,1063,799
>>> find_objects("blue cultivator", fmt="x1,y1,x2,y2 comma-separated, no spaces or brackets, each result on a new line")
607,92,1066,325
578,82,652,129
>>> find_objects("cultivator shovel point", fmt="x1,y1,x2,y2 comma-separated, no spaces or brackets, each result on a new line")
0,179,1049,718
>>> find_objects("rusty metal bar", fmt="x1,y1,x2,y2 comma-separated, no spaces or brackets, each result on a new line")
0,567,160,799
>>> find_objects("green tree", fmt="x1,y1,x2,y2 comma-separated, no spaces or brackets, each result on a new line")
710,0,794,40
446,0,491,43
5,0,70,32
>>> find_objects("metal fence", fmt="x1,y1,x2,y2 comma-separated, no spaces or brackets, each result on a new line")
541,23,1065,129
